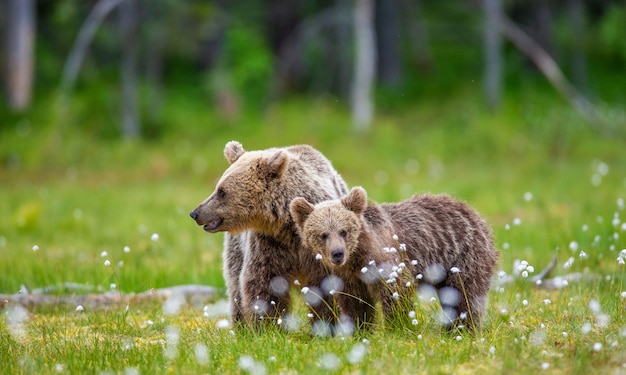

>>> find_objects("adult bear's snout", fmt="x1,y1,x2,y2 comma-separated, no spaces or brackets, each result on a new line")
190,210,198,220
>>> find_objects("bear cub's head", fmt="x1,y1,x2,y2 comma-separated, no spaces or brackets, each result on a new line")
290,187,368,268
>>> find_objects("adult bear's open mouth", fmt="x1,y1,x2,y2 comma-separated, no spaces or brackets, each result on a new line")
203,218,223,232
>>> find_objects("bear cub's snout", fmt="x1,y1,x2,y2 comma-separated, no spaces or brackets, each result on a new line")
330,248,345,265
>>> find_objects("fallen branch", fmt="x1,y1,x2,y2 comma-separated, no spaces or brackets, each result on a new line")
496,255,596,290
0,284,218,310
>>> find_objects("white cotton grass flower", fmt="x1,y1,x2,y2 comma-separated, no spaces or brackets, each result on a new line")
100,251,108,257
151,233,159,241
163,293,186,316
563,257,575,269
301,287,310,295
216,319,230,329
579,250,588,260
164,325,180,360
75,305,84,312
194,343,209,365
269,276,289,296
361,267,368,274
32,245,39,252
588,299,601,315
347,343,368,365
315,253,323,261
569,241,579,252
238,355,266,375
322,275,344,296
513,218,522,226
392,234,399,241
320,353,341,370
124,246,131,253
104,260,111,266
450,266,461,274
618,250,626,265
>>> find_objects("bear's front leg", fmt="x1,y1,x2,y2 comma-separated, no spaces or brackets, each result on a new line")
335,277,376,331
223,232,247,325
239,235,297,327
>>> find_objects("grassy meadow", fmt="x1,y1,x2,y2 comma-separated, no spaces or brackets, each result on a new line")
1,90,626,374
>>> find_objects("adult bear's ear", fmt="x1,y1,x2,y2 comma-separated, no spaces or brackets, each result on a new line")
342,186,367,215
262,150,288,179
290,197,315,229
224,141,245,164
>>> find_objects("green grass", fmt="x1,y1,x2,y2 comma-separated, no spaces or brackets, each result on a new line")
1,90,626,373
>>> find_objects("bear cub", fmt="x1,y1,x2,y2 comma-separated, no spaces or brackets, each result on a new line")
290,186,498,330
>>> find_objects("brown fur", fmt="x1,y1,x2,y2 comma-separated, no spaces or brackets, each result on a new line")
190,141,348,327
290,186,499,330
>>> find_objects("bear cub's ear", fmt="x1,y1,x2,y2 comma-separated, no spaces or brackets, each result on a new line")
224,141,246,164
341,186,368,215
290,197,315,228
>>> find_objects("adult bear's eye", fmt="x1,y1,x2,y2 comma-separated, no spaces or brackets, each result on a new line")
217,188,226,199
339,230,348,239
320,233,328,241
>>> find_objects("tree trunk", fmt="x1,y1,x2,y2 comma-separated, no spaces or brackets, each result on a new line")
567,0,587,92
351,0,376,130
120,0,140,138
61,0,124,93
5,0,35,111
400,0,431,71
483,0,503,111
375,0,401,88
